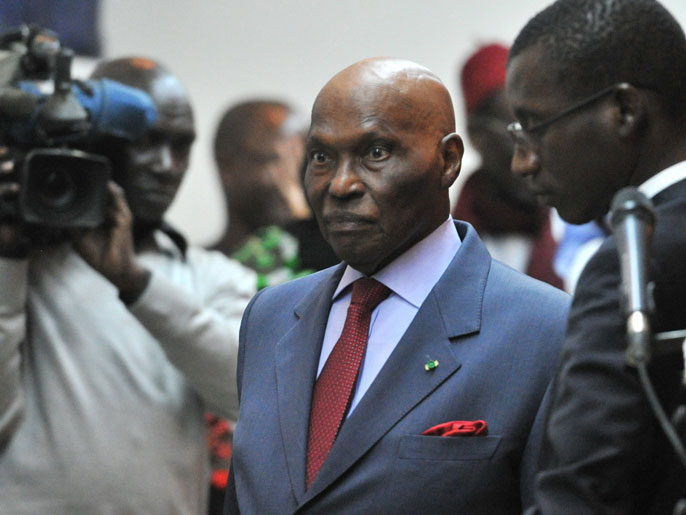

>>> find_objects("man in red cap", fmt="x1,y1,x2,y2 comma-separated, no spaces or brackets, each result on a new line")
453,43,563,288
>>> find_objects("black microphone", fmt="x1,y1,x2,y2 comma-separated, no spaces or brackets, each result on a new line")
610,186,655,366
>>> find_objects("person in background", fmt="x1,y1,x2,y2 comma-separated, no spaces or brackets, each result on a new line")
506,0,686,512
0,56,255,514
207,99,336,513
453,43,563,289
211,100,338,285
210,100,309,284
225,56,570,514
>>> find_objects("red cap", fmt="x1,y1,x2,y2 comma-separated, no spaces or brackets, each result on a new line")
461,43,509,115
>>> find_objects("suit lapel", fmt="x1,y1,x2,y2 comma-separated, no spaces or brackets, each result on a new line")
275,265,345,504
300,222,491,505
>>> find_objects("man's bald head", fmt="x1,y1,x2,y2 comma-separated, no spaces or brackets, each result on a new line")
305,57,463,275
313,57,456,138
214,101,301,164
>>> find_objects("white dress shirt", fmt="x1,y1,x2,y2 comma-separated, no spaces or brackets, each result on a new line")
639,159,686,199
317,216,461,416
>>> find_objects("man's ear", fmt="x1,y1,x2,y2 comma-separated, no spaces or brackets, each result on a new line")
439,132,463,189
612,83,645,138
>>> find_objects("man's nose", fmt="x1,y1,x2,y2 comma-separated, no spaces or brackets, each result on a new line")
510,145,540,178
328,160,363,198
151,144,174,172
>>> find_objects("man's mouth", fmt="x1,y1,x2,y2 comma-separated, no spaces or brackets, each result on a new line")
323,212,376,232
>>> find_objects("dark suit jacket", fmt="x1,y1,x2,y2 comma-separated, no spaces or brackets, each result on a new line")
529,179,686,514
225,221,570,514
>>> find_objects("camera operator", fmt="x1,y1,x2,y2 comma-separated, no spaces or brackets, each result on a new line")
0,56,255,514
506,0,686,513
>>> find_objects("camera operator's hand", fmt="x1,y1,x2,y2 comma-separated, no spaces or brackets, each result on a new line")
70,181,151,303
0,146,31,258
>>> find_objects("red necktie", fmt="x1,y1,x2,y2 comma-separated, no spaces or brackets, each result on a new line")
305,277,391,488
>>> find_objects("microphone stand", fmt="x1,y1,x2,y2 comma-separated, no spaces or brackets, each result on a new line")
632,336,686,471
638,329,686,515
610,187,686,512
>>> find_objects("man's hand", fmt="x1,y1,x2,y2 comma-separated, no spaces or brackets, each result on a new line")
71,181,150,302
0,146,31,259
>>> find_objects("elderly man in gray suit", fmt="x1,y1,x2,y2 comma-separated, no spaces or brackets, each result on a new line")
225,57,570,514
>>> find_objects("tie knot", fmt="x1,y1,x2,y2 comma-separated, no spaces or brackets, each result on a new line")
350,277,391,312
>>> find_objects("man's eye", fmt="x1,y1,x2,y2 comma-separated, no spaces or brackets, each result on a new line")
311,151,329,164
172,140,193,156
366,146,389,161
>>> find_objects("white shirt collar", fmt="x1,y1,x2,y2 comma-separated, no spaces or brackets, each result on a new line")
333,216,461,308
639,160,686,199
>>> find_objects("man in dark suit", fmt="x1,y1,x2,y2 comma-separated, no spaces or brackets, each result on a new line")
506,0,686,512
225,57,570,514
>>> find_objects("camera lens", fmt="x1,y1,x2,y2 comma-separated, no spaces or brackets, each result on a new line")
20,149,110,228
37,169,76,208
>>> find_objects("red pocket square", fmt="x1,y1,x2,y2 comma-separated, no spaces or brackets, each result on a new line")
421,420,488,437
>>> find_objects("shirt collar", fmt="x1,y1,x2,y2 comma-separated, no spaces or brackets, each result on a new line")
333,216,461,308
639,160,686,199
147,228,186,259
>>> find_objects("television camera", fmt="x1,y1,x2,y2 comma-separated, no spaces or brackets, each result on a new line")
0,25,156,228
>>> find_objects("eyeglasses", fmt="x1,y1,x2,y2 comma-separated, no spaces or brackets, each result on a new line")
507,82,629,151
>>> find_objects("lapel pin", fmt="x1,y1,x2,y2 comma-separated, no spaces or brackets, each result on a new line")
424,359,439,371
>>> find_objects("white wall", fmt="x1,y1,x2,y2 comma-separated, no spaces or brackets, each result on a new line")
98,0,686,246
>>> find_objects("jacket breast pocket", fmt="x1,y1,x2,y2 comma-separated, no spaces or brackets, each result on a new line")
398,434,501,461
385,435,514,515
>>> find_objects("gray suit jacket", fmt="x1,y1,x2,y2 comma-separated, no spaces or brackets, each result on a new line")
225,221,570,514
